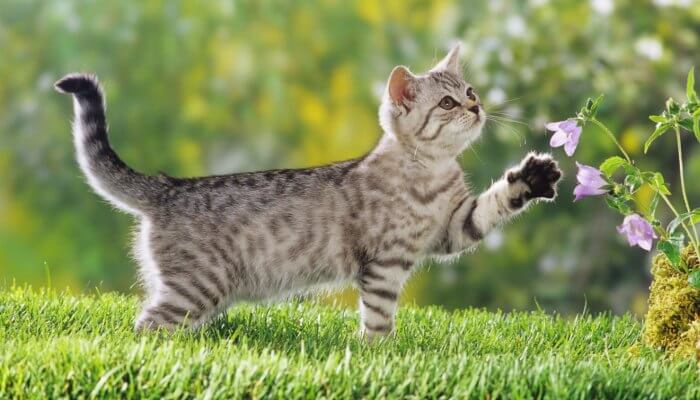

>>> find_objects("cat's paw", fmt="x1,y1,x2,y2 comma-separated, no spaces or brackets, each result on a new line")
506,153,562,206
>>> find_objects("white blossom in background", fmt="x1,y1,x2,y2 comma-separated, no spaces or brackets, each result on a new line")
488,0,506,13
520,66,535,83
371,81,385,102
37,73,53,91
499,48,514,66
399,37,419,58
20,99,37,115
533,115,550,133
538,254,558,274
652,0,692,7
484,230,504,251
503,105,522,119
505,15,526,37
635,37,663,61
591,0,614,15
487,88,507,105
480,36,502,52
216,0,235,16
51,2,81,32
439,266,458,285
529,0,549,7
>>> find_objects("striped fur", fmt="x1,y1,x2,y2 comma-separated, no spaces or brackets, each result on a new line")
54,44,561,339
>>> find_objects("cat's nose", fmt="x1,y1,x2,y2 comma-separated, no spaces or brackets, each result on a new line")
468,104,480,115
466,87,477,102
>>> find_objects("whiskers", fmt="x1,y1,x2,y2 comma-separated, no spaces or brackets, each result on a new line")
465,140,485,164
484,96,522,110
485,115,527,146
485,113,528,127
482,99,529,146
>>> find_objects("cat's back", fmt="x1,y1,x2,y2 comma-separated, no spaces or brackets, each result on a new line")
145,159,369,252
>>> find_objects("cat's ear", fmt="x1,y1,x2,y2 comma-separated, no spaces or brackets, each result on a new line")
430,44,461,75
387,66,416,104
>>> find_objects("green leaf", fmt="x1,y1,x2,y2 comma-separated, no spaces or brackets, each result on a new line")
694,114,700,143
590,94,604,115
666,98,680,115
599,156,628,177
582,95,605,119
658,239,682,269
687,67,697,103
649,172,671,195
624,174,642,194
689,270,700,289
605,195,632,215
691,208,700,225
623,164,640,178
644,124,669,153
641,171,655,181
649,115,666,124
647,192,660,220
668,209,700,234
679,117,693,132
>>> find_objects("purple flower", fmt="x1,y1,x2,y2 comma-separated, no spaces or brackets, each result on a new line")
574,162,608,201
546,119,582,156
617,214,657,251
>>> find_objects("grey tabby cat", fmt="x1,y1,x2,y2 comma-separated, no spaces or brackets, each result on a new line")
54,44,561,339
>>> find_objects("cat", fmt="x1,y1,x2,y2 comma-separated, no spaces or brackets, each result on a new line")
54,44,561,339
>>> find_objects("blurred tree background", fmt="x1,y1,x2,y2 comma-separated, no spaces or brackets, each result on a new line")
1,0,698,316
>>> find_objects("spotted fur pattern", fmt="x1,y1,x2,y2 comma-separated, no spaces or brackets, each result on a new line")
54,45,561,339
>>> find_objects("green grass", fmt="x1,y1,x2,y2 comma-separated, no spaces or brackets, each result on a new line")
0,287,698,399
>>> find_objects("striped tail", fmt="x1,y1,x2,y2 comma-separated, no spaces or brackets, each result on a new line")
54,73,159,215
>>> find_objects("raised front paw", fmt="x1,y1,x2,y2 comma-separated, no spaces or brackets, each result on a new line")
507,153,562,204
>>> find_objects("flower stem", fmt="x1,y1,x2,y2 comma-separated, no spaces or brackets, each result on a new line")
659,191,700,266
591,118,632,164
675,127,700,257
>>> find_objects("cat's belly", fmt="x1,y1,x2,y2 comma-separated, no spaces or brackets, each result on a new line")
247,243,357,297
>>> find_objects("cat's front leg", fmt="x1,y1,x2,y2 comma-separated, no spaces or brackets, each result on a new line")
357,259,413,340
438,153,561,254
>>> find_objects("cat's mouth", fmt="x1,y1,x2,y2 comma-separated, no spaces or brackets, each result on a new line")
471,111,484,126
469,105,483,124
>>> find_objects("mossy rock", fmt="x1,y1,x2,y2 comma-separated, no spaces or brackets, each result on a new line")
643,246,700,358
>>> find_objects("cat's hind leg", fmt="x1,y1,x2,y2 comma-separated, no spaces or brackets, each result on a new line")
133,219,223,331
134,290,207,331
135,255,234,331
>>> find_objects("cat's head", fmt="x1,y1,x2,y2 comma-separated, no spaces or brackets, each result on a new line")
379,44,484,161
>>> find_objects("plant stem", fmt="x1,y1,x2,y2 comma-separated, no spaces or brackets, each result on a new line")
675,127,700,263
675,127,700,243
591,118,632,164
659,191,700,266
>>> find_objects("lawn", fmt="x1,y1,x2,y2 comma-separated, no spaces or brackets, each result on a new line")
0,287,698,399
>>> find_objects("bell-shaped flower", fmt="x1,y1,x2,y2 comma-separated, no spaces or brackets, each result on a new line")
573,162,608,201
546,119,582,156
617,214,657,251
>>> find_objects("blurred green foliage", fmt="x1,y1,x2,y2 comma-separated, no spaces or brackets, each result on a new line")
0,0,699,315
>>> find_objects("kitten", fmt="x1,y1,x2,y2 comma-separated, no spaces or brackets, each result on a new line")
54,44,561,338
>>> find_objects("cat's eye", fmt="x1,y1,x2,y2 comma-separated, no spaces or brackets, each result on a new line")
438,96,458,110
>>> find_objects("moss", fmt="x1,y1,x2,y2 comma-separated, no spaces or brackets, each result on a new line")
673,320,700,360
643,246,700,359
